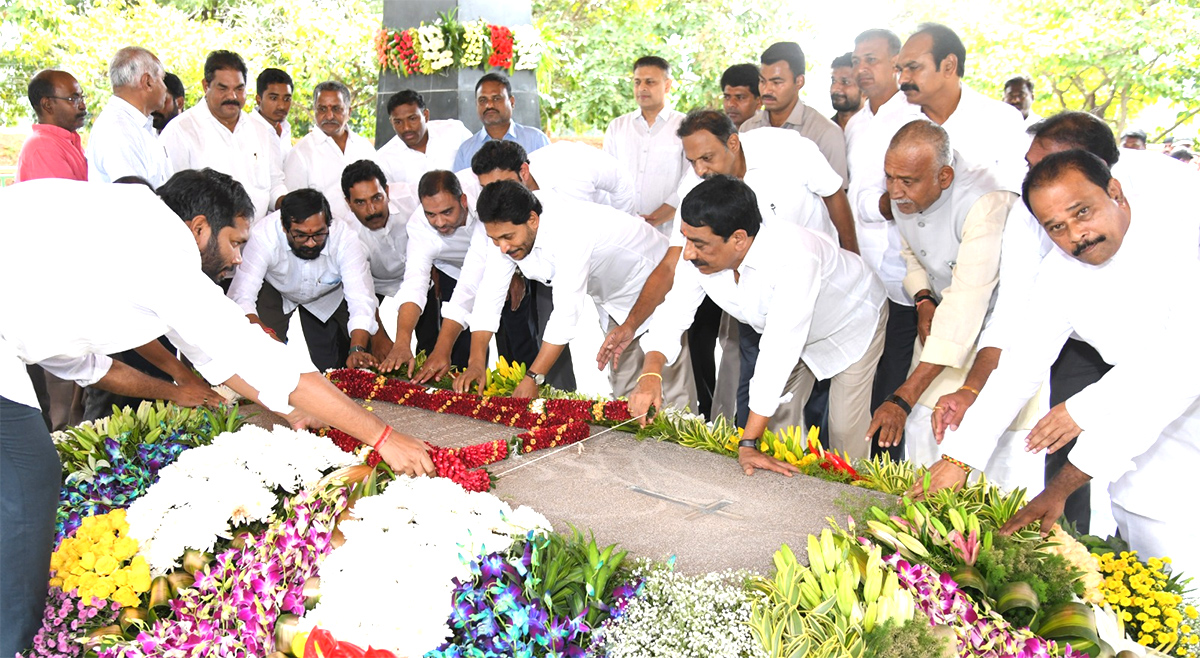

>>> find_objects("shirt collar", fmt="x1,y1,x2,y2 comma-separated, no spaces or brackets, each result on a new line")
781,100,809,127
31,123,82,146
735,227,770,277
110,95,154,130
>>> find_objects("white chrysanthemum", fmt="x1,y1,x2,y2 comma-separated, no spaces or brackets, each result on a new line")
512,24,545,70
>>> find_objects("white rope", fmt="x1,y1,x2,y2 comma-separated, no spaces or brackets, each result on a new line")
493,412,647,478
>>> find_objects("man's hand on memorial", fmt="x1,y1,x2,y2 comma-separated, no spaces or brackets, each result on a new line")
906,459,968,500
513,377,540,400
370,331,394,362
868,399,909,448
379,343,418,377
1000,489,1065,538
453,362,487,394
413,347,452,383
346,349,379,370
932,389,976,443
378,432,436,478
738,446,799,477
597,324,635,370
284,408,326,431
1025,403,1082,454
171,378,224,408
627,377,663,427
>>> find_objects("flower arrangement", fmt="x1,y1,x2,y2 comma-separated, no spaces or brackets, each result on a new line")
49,510,151,608
18,587,123,658
1096,550,1197,653
1040,524,1106,605
374,14,545,76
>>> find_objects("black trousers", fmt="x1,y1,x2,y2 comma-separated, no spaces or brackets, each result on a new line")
493,278,575,391
413,270,471,368
687,296,722,419
1046,338,1112,533
870,301,918,459
255,282,351,372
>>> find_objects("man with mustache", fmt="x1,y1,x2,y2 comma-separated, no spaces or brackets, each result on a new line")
227,188,379,371
720,64,762,130
739,41,849,190
160,50,287,222
604,56,688,234
630,176,887,474
829,52,862,131
0,170,435,656
285,81,378,224
16,70,88,183
381,169,482,378
376,89,471,192
87,46,173,187
923,149,1200,576
864,120,1040,491
249,68,294,159
453,180,677,404
452,72,550,173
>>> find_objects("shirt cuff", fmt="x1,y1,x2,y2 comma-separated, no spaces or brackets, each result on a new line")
920,335,973,369
639,329,684,367
348,313,379,335
465,309,501,334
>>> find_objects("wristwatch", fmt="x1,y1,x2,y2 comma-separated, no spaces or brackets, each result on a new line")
527,370,546,386
737,438,760,450
349,345,367,354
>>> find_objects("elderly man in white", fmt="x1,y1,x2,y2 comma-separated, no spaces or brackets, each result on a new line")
87,46,173,186
284,80,378,222
921,149,1200,577
227,188,379,372
452,180,693,406
375,89,471,191
631,175,887,469
160,50,286,221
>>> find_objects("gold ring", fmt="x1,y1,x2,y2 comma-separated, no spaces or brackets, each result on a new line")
933,406,943,411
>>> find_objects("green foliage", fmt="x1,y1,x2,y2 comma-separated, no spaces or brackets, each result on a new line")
975,533,1086,616
862,615,954,658
526,526,630,630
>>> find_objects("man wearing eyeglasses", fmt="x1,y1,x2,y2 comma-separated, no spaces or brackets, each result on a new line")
16,69,89,183
87,46,173,187
227,188,379,371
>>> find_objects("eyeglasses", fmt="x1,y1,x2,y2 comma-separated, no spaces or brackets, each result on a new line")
288,229,329,244
48,94,87,106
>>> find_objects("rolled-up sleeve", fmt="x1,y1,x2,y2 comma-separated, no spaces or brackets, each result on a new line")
538,239,591,346
336,229,380,334
444,224,493,327
396,215,437,310
978,204,1052,350
38,354,113,388
640,257,707,366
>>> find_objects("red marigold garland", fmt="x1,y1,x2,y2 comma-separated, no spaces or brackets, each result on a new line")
515,420,590,454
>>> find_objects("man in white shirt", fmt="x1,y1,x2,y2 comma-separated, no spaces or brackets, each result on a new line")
829,52,862,132
284,81,377,223
1002,75,1042,129
927,150,1200,575
160,50,287,221
227,188,379,372
376,89,472,192
87,46,173,186
740,41,849,189
455,181,692,406
721,64,762,130
471,139,634,213
0,171,433,656
632,176,887,467
603,56,688,233
249,68,294,160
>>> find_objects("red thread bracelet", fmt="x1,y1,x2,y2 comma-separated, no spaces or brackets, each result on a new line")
373,426,393,452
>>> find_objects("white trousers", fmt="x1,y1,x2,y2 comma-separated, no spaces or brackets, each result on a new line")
1113,502,1198,579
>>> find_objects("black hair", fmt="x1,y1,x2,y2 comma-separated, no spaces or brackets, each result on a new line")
633,56,671,74
477,179,542,225
387,89,425,114
279,188,332,230
114,175,154,190
1021,149,1113,215
27,71,57,116
471,140,528,176
203,50,247,84
680,175,762,239
1004,75,1033,94
912,23,966,77
1027,111,1120,166
418,170,464,200
340,159,388,199
677,109,737,143
831,52,855,70
157,168,255,233
255,68,292,95
720,64,760,96
854,29,902,55
475,72,512,96
163,72,185,99
761,41,805,77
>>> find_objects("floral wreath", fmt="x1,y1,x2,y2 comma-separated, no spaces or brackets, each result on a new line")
375,10,545,77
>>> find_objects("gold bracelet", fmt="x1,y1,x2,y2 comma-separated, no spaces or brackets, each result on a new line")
958,385,980,397
940,454,972,474
637,372,663,383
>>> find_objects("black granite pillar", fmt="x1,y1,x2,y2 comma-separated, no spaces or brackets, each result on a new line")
376,0,541,147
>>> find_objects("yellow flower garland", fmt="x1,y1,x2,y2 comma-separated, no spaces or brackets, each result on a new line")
48,509,151,607
1096,550,1199,654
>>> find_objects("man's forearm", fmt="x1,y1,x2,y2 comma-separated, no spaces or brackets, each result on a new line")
622,247,681,331
93,360,180,401
1046,460,1093,498
528,342,566,376
132,339,193,384
395,302,423,346
823,190,859,254
894,361,947,406
468,330,492,365
646,203,676,227
963,347,1001,393
349,328,371,350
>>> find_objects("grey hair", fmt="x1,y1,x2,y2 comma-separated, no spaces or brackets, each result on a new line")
889,118,953,169
313,80,351,106
109,46,164,90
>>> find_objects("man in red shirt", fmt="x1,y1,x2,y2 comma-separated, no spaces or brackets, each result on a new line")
15,70,89,182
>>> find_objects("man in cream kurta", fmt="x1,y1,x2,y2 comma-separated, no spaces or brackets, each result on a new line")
864,121,1038,492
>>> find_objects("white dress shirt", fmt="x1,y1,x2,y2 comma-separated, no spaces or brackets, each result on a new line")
248,109,292,161
375,120,472,191
284,129,378,222
465,191,668,345
940,206,1200,520
527,141,635,213
87,95,173,187
669,128,843,246
603,107,688,233
739,100,849,188
396,172,483,321
159,103,287,221
643,222,886,418
353,193,418,298
939,85,1029,191
842,99,874,156
228,213,378,334
0,180,307,412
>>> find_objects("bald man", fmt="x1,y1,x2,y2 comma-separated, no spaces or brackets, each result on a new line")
16,70,88,183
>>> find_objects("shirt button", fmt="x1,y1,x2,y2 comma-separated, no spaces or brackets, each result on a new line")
918,221,925,228
920,250,927,257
